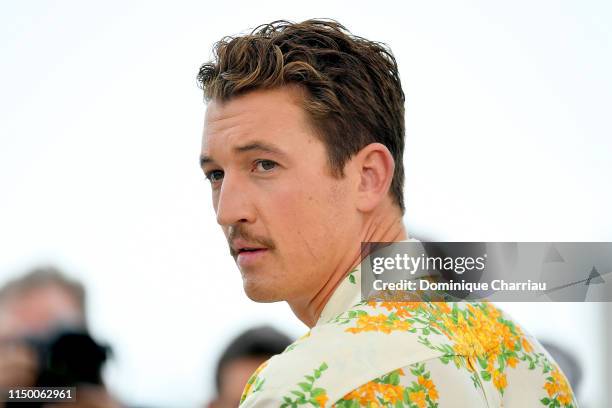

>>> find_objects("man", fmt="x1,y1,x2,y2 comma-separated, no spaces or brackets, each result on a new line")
0,267,87,388
207,326,292,408
197,20,578,407
0,267,120,408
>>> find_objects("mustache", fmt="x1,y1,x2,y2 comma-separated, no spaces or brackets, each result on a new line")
228,225,276,257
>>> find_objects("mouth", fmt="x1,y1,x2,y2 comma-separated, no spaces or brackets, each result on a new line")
235,247,269,267
237,247,266,254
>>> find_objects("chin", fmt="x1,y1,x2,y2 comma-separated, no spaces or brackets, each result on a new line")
243,280,284,303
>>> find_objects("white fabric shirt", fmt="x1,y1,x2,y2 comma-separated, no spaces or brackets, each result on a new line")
239,242,578,408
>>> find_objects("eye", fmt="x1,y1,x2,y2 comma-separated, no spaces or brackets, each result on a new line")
253,160,278,172
205,169,224,183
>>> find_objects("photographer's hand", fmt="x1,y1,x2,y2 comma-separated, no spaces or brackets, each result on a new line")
0,342,37,387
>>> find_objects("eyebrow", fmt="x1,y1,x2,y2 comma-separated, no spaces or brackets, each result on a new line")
235,141,287,156
199,154,214,167
200,141,287,168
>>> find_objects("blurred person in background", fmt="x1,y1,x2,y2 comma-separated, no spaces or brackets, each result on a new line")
197,19,579,407
0,267,120,408
206,326,292,408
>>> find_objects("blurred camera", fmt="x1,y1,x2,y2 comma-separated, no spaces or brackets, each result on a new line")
4,327,110,407
27,328,109,387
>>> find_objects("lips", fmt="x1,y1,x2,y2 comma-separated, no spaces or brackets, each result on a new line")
230,237,273,268
236,247,269,268
232,238,266,255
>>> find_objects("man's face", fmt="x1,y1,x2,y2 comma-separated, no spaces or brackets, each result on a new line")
201,86,359,303
0,285,84,340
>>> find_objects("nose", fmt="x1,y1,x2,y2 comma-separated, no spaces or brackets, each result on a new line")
214,173,254,227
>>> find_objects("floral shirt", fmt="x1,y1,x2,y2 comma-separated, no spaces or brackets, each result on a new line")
239,243,579,408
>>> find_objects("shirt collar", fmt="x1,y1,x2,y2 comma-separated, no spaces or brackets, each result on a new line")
315,237,420,326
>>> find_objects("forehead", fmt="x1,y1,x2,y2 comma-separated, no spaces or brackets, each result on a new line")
202,87,316,154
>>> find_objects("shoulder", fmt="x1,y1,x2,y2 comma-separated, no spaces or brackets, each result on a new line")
239,300,446,406
240,300,578,407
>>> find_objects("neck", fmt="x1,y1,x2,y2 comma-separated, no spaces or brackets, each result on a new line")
289,207,407,328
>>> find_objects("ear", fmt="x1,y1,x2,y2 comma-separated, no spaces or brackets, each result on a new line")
352,143,395,212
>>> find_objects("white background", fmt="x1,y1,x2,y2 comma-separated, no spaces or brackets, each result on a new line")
1,1,610,407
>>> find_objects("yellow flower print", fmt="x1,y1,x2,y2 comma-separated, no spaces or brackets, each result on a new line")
335,365,439,408
345,313,412,334
336,299,571,403
341,378,404,405
391,319,412,331
408,390,426,408
375,301,421,318
313,392,328,407
522,337,534,353
507,356,519,368
432,301,451,314
492,370,507,391
418,375,439,401
543,365,574,407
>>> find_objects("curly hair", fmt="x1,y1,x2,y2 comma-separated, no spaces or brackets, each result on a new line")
197,19,406,212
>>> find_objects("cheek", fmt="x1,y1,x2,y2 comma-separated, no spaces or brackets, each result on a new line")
268,183,330,222
266,182,349,249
